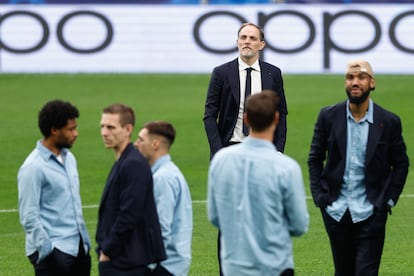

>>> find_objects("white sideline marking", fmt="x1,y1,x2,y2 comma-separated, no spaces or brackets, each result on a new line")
2,195,414,214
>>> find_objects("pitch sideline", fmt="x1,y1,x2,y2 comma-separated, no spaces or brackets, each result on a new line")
1,195,414,214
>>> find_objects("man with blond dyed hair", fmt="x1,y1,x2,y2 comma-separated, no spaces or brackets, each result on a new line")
308,60,409,275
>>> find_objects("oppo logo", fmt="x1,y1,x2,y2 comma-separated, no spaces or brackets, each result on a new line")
193,10,414,69
0,10,113,53
1,7,412,70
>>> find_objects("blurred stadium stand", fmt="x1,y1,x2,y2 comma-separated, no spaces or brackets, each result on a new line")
1,0,412,3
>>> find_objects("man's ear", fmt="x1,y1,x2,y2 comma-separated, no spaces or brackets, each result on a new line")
370,78,376,91
125,124,133,135
274,111,280,125
152,139,160,150
243,113,250,127
50,127,59,136
259,40,266,51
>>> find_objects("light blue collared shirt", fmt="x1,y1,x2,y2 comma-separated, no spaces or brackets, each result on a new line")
326,99,374,223
208,137,309,275
18,141,91,262
151,154,193,276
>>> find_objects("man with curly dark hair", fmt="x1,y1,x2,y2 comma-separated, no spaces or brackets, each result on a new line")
18,99,92,276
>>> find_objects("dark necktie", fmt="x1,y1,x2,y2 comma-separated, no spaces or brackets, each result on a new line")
243,67,253,136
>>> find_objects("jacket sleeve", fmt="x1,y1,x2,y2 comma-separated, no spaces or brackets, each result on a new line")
270,67,287,153
307,108,328,207
203,66,225,159
387,114,409,205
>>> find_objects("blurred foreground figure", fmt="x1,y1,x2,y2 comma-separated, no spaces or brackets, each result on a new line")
208,91,309,276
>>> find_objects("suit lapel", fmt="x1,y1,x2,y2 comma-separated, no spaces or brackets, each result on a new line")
100,145,130,205
229,59,240,104
334,102,348,160
100,161,119,205
366,105,382,164
259,61,272,89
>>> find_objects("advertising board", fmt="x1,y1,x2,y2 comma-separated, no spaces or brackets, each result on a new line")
0,4,413,73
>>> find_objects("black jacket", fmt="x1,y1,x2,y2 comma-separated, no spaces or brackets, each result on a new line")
308,101,409,209
96,143,166,269
203,58,287,158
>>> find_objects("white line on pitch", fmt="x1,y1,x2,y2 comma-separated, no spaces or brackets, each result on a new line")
1,194,414,214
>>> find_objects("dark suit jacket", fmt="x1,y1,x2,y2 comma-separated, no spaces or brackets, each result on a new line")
96,143,166,269
308,101,409,209
203,58,287,158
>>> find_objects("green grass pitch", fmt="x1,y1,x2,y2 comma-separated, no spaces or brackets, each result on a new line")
1,74,413,275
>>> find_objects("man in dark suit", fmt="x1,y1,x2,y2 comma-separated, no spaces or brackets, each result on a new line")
308,60,409,276
203,22,287,159
96,103,166,275
203,22,288,276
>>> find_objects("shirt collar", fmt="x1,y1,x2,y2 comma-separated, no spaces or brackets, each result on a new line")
151,154,171,174
346,99,374,123
36,140,68,161
244,136,277,151
238,57,261,72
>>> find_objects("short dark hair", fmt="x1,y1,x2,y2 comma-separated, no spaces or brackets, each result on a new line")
144,121,176,146
38,100,79,137
245,90,279,132
102,103,135,127
238,22,265,41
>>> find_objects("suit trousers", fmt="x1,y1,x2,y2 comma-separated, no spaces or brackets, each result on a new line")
148,264,173,276
29,237,91,276
98,261,150,276
321,208,388,276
